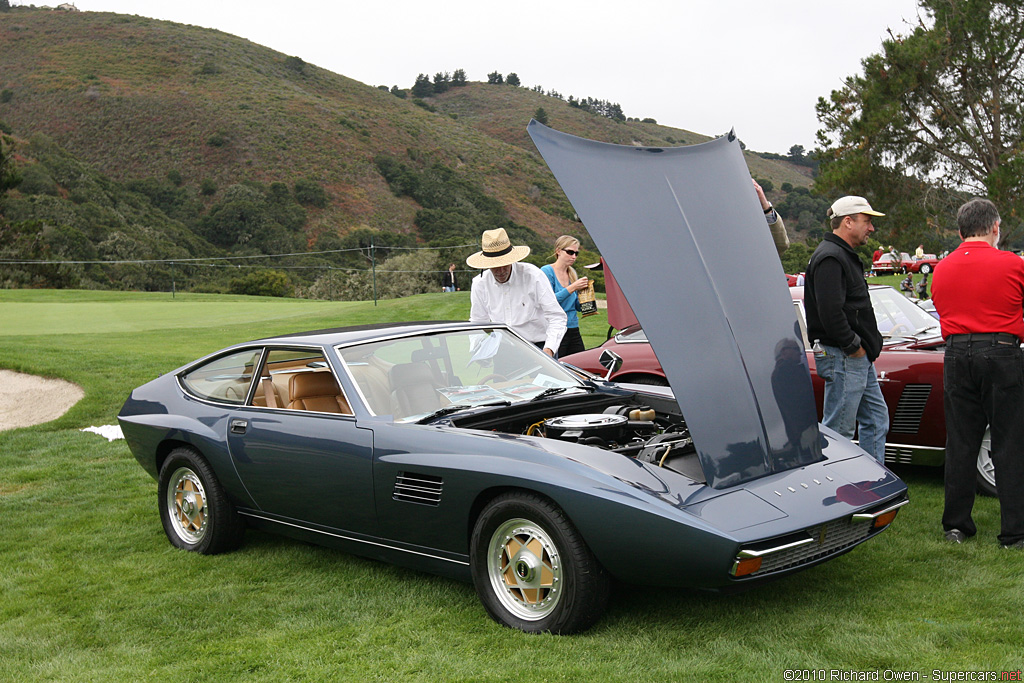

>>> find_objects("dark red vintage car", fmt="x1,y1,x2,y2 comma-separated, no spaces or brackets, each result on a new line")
563,285,998,495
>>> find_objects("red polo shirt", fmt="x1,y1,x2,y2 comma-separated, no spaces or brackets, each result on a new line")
931,240,1024,340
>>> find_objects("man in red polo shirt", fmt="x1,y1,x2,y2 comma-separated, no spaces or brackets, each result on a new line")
931,198,1024,549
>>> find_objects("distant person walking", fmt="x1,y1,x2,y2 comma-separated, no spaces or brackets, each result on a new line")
441,263,458,292
541,236,589,357
931,198,1024,549
805,196,889,464
916,273,929,300
900,273,914,297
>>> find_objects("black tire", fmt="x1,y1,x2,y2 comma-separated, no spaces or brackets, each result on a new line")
920,263,932,274
158,447,245,554
976,427,998,497
470,492,610,634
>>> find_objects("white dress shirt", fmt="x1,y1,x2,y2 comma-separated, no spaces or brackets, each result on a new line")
469,262,567,352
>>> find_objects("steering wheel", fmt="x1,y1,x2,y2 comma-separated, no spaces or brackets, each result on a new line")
889,323,911,337
481,373,508,384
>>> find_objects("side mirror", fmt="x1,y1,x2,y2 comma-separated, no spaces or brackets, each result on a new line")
598,349,623,381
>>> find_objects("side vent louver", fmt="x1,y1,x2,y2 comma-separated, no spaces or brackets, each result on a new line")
891,384,931,434
393,472,443,506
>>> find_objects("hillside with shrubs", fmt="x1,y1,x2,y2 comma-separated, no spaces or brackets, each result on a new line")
0,6,817,297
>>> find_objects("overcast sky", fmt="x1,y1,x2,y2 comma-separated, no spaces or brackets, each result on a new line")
61,0,923,154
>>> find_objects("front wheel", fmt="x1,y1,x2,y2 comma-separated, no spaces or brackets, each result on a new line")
976,427,997,497
470,493,610,634
158,447,245,554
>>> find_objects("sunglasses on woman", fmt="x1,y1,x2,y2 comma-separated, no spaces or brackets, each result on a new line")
562,249,579,256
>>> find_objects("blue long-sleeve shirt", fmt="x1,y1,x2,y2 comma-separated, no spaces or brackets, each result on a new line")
541,264,580,329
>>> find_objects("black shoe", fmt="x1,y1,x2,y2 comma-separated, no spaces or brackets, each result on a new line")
944,529,966,544
1001,540,1024,549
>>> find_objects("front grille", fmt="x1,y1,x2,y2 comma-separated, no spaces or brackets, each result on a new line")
748,517,875,576
392,472,443,506
891,384,931,434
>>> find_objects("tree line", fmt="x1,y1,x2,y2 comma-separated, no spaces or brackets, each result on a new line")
815,0,1024,249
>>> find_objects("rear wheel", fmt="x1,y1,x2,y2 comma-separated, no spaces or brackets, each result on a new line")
976,427,997,497
920,263,932,274
158,447,245,554
470,493,610,634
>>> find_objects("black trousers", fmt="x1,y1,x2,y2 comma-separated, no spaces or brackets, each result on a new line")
942,339,1024,545
557,327,585,358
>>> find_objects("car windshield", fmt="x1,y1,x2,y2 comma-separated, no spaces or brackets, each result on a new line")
336,328,586,421
870,287,941,339
614,326,648,343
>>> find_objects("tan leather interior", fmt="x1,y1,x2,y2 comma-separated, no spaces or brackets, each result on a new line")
346,359,392,414
251,379,283,407
389,362,443,417
286,372,351,414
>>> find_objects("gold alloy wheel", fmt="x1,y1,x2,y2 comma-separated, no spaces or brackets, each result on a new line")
487,518,562,621
166,466,208,545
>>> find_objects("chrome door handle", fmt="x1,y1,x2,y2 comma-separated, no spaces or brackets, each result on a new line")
230,419,248,434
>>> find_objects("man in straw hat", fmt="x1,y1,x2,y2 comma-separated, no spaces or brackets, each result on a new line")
805,195,889,464
468,228,567,356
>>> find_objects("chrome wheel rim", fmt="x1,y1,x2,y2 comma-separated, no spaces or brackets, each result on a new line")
977,427,996,490
167,467,208,545
487,518,562,621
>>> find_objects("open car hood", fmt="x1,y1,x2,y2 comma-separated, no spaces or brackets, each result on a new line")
529,121,823,489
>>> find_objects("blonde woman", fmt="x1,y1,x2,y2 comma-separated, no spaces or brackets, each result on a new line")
541,236,589,357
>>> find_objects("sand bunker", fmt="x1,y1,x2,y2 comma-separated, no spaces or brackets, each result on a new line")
0,369,84,431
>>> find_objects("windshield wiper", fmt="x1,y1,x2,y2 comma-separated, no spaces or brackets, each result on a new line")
530,387,568,401
415,400,511,424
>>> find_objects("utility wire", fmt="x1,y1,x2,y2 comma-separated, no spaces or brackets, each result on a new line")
0,242,478,266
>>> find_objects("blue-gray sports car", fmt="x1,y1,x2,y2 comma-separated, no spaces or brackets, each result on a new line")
118,123,909,634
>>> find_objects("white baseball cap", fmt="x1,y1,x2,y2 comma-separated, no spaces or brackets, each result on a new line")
827,196,886,219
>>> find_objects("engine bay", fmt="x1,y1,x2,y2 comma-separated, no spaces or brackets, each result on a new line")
449,393,706,483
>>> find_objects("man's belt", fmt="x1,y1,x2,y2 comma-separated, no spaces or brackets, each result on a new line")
945,332,1021,345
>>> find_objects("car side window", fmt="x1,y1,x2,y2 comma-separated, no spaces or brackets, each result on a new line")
180,348,262,404
254,348,352,415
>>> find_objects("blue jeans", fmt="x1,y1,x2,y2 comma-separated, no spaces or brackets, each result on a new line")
815,344,889,463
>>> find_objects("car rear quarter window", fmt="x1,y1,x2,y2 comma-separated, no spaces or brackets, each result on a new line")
180,348,262,404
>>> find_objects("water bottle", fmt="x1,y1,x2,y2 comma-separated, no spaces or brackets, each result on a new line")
812,339,825,355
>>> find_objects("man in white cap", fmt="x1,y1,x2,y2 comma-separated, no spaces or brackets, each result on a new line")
467,228,567,356
804,196,889,463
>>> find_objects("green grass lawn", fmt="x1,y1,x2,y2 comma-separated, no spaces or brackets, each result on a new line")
1,290,1021,682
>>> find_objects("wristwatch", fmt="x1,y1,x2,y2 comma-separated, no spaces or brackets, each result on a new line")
763,203,774,214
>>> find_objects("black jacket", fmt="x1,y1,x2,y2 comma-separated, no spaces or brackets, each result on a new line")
805,233,883,361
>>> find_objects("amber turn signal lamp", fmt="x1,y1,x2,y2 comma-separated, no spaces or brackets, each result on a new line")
732,556,763,577
872,509,899,528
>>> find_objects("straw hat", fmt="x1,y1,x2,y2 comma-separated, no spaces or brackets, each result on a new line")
466,228,531,269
